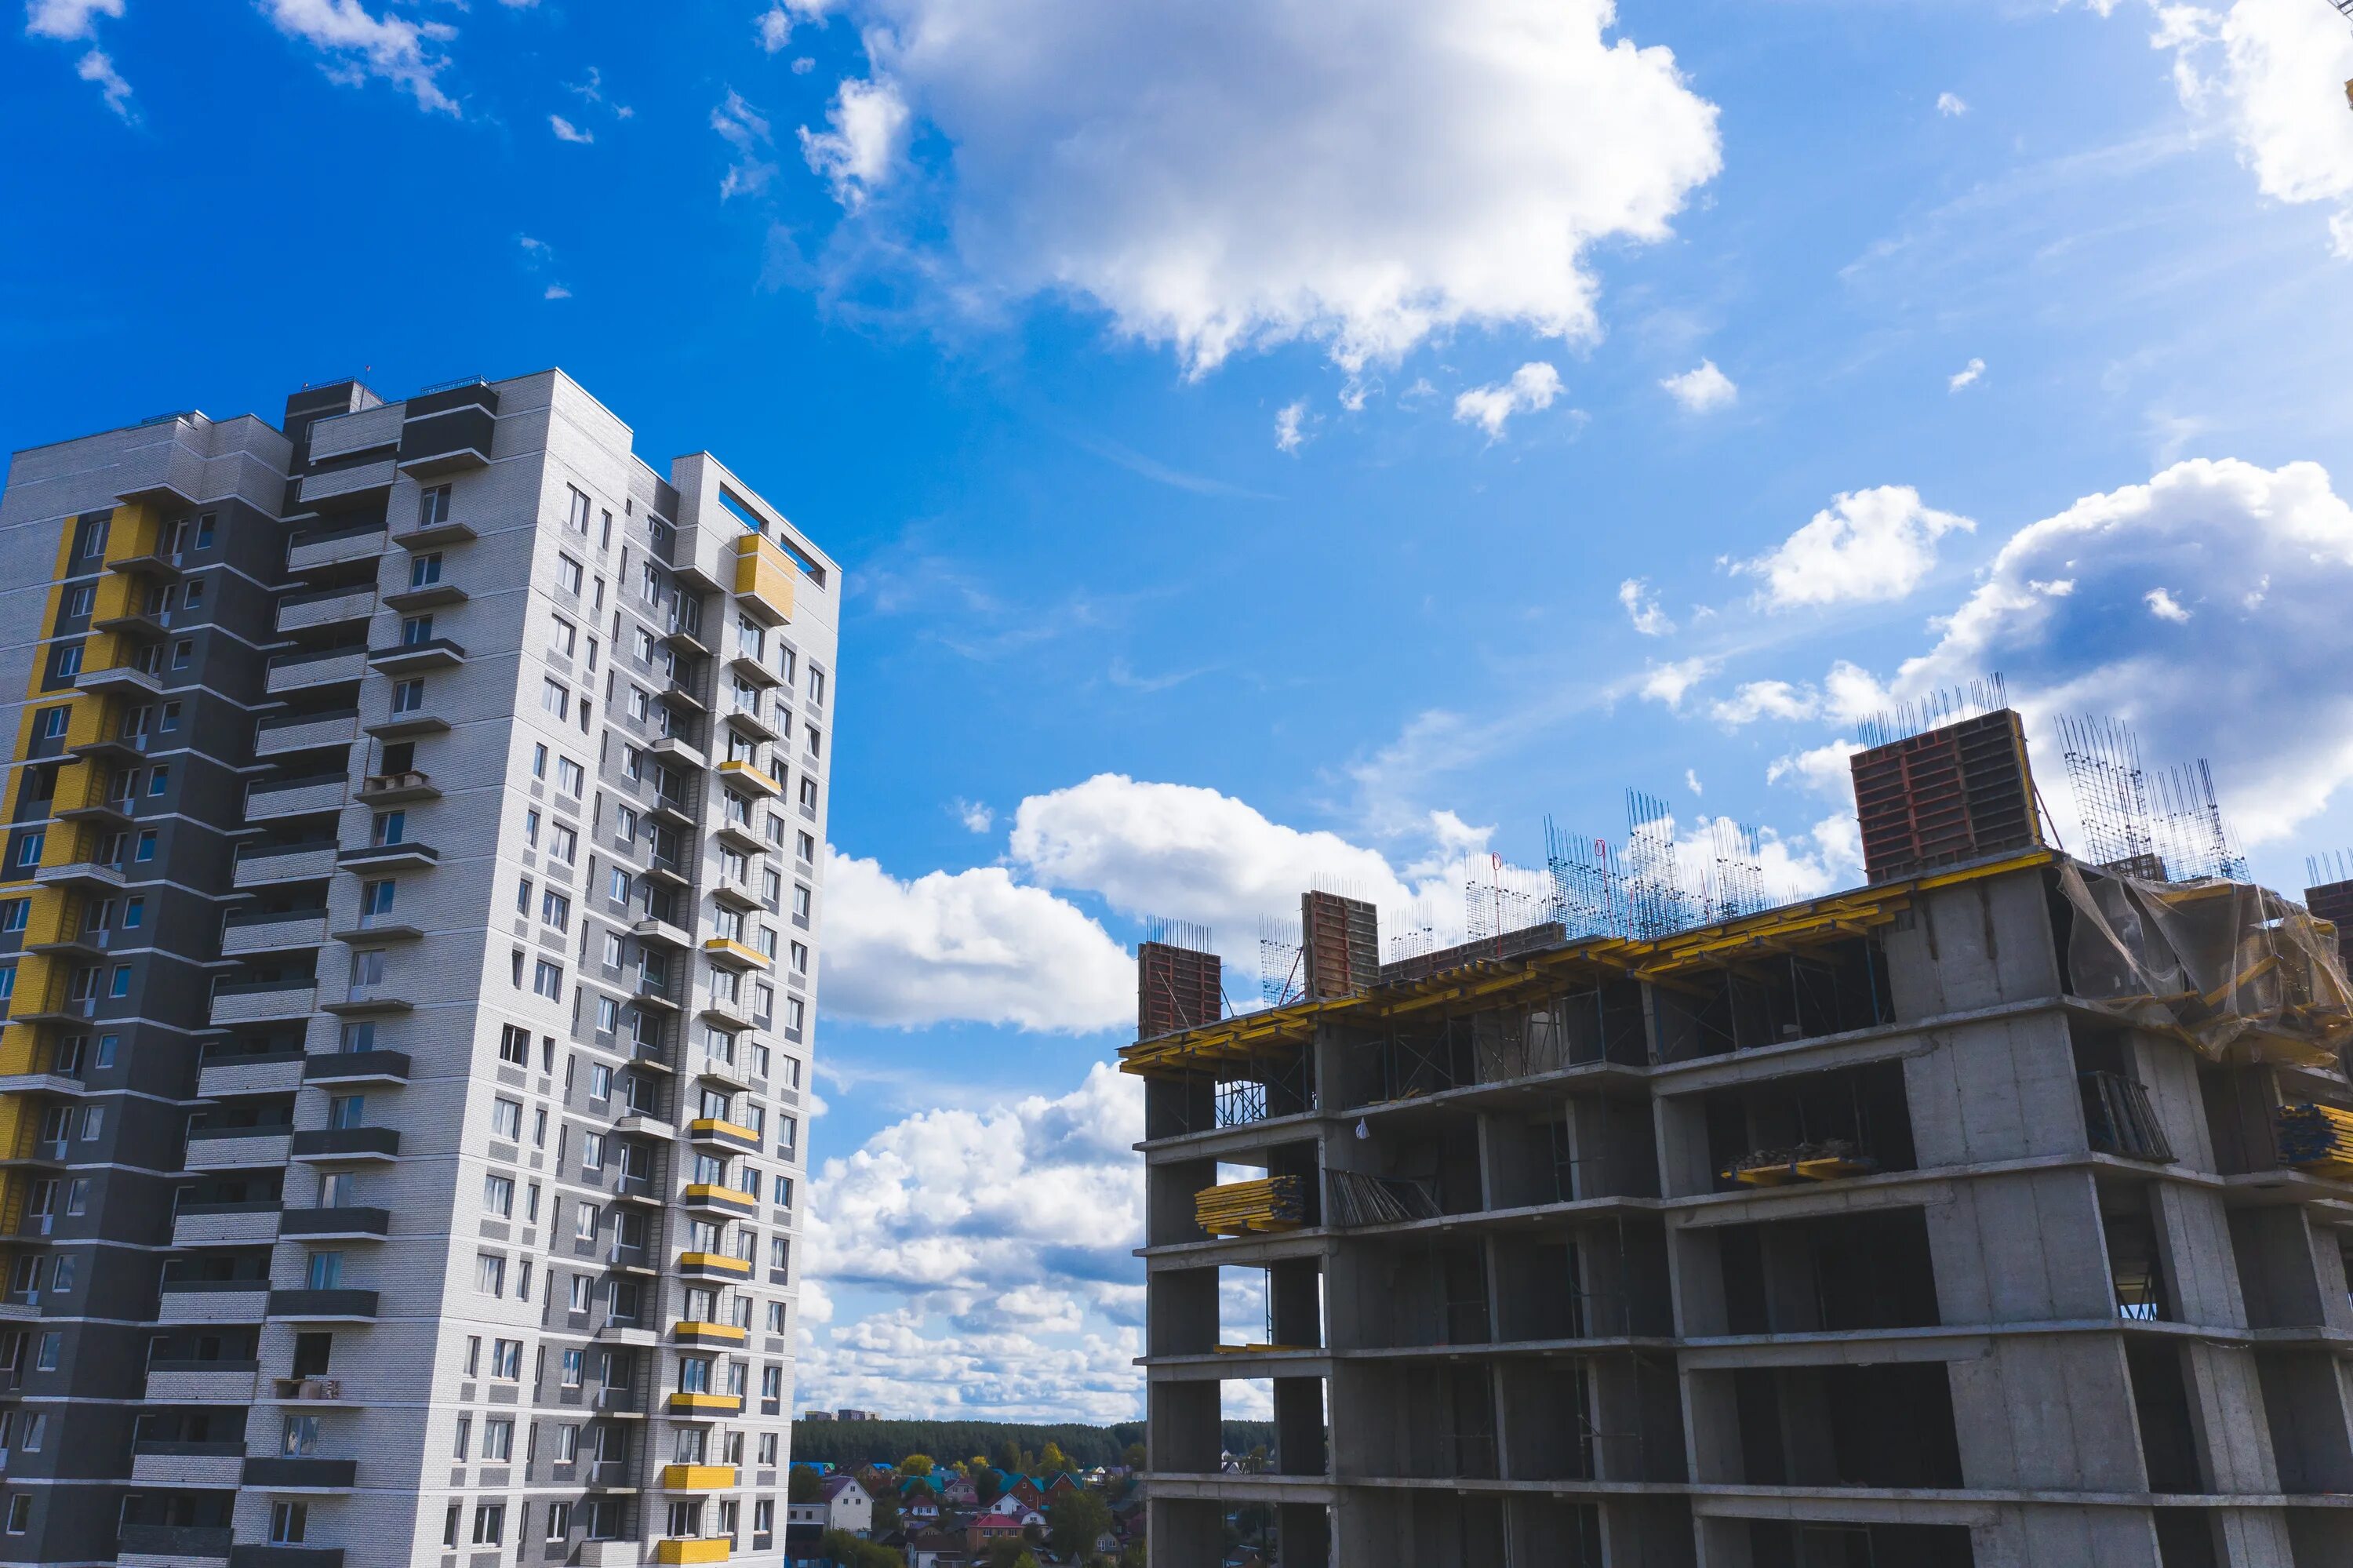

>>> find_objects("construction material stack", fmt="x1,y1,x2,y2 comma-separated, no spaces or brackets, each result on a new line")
2277,1102,2353,1177
1195,1176,1306,1235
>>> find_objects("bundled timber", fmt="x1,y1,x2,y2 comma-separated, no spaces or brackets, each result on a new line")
1194,1176,1305,1235
2277,1102,2353,1178
1722,1138,1877,1188
1323,1169,1442,1228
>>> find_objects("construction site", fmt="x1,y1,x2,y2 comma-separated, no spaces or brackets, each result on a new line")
1122,697,2353,1568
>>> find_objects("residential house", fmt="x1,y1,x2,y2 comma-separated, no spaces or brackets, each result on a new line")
966,1504,1044,1555
908,1530,970,1568
941,1474,980,1506
817,1473,875,1535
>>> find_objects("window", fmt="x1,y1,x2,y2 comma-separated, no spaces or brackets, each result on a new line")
547,1501,573,1540
615,806,639,842
769,1236,789,1272
790,941,809,976
773,1174,795,1208
621,745,642,781
562,1348,585,1387
492,1097,523,1139
575,1201,599,1241
305,1252,342,1289
400,614,433,646
558,555,584,595
0,902,23,933
551,616,578,657
465,1335,482,1376
533,959,563,999
589,1062,613,1101
349,948,386,986
628,685,649,721
541,890,571,931
147,766,168,796
410,551,443,588
391,678,425,714
64,584,94,617
484,1173,515,1217
478,1253,507,1297
269,1502,307,1544
804,723,821,759
282,1414,319,1456
453,1414,472,1460
792,883,813,920
491,1339,522,1379
558,757,585,796
48,644,82,680
7,1495,29,1534
420,485,452,527
370,811,406,847
555,1424,581,1463
498,1024,530,1066
34,1332,58,1370
11,834,39,869
566,485,592,533
796,831,816,865
542,678,570,719
551,824,578,864
762,1365,783,1399
799,774,820,813
360,879,395,919
581,1131,606,1170
766,1300,786,1334
472,1504,505,1547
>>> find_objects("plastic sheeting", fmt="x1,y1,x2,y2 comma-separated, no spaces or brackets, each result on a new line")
2058,861,2353,1067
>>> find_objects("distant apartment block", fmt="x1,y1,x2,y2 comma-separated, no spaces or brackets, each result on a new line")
1129,710,2353,1568
0,371,835,1566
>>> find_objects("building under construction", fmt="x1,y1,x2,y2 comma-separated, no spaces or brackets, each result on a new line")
1124,708,2353,1568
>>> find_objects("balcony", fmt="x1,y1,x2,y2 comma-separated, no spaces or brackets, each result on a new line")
209,980,316,1028
275,586,376,635
713,818,766,854
286,522,387,573
143,1359,261,1404
264,646,367,694
648,791,696,828
666,1391,744,1417
366,636,466,675
303,1050,410,1085
700,937,769,970
289,1126,399,1162
245,776,346,822
355,769,438,806
296,457,397,511
633,916,693,950
649,733,707,769
699,993,754,1031
184,1126,294,1170
337,839,437,872
659,1464,740,1491
655,1543,731,1567
253,711,357,759
682,1183,758,1217
221,911,329,958
33,858,125,893
76,663,163,697
278,1206,391,1242
397,379,498,477
233,842,337,889
267,1288,379,1321
129,1440,245,1487
198,1049,305,1097
269,1375,349,1402
728,649,783,688
227,1548,344,1568
308,399,404,463
733,532,795,624
157,1280,271,1323
696,1053,753,1093
671,1320,748,1347
722,702,781,746
716,759,782,799
242,1456,358,1490
117,1524,232,1566
172,1201,282,1247
677,1251,752,1279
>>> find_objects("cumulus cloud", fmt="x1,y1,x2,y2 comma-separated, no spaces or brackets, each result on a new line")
75,46,130,116
24,0,118,38
1638,656,1714,711
2144,585,2193,621
820,849,1133,1030
1893,457,2353,844
1617,577,1674,636
542,283,571,300
1949,356,1985,391
1711,679,1818,726
1733,486,1975,609
1660,359,1737,413
799,75,911,206
1274,399,1310,454
774,0,1719,374
952,798,993,833
795,1061,1151,1421
756,2,795,51
549,113,592,144
1453,362,1563,439
260,0,457,114
1937,90,1968,116
1768,737,1864,797
713,89,778,198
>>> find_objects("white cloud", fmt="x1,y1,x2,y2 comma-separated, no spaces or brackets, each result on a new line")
75,46,129,116
1638,656,1714,711
1685,768,1703,796
260,0,457,115
1893,457,2353,844
793,55,816,74
24,0,118,38
543,284,571,300
1937,90,1968,116
799,75,911,207
1949,356,1985,391
796,1061,1151,1421
780,0,1719,374
820,849,1133,1030
712,89,778,198
1660,358,1737,413
1617,577,1674,636
1273,399,1310,454
1711,679,1817,726
518,235,551,256
2115,0,2353,240
756,2,794,51
1734,485,1975,609
1768,737,1863,797
1453,362,1562,439
952,797,993,832
549,113,591,144
2144,585,2192,621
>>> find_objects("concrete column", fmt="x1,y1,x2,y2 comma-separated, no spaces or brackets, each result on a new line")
1147,1497,1224,1568
1879,871,2062,1019
1948,1337,2148,1491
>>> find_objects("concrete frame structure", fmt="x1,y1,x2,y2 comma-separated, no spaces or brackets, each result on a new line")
0,372,835,1567
1131,841,2353,1566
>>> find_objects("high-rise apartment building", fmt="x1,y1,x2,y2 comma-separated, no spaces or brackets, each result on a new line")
0,371,835,1566
1129,712,2353,1568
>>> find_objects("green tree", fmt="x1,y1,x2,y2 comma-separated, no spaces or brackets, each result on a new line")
1049,1490,1114,1559
1121,1442,1145,1471
992,1439,1024,1475
984,1542,1034,1568
867,1485,900,1537
789,1468,823,1503
1038,1440,1072,1475
1119,1541,1147,1568
820,1528,899,1568
900,1453,935,1476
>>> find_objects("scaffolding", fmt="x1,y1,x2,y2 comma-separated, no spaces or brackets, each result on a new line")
2058,715,2247,884
1853,675,2010,750
1259,916,1303,1007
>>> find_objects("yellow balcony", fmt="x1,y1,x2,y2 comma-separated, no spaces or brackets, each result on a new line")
682,1183,757,1214
655,1540,731,1565
732,532,795,624
678,1250,751,1278
700,937,768,970
660,1464,740,1491
687,1118,760,1149
667,1391,744,1416
715,759,780,799
672,1320,747,1345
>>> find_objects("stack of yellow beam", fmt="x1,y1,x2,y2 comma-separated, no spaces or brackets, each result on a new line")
1195,1176,1305,1235
2277,1102,2353,1177
1722,1140,1875,1188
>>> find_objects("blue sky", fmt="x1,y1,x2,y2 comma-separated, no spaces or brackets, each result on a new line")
11,0,2353,1421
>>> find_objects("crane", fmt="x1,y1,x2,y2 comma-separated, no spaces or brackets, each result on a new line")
2333,0,2353,111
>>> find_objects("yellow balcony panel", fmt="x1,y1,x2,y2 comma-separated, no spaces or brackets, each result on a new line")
671,1319,748,1344
677,1250,752,1278
686,1118,760,1148
655,1540,731,1566
731,533,795,625
666,1391,744,1416
699,937,768,970
714,759,780,799
659,1464,740,1491
682,1183,757,1214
